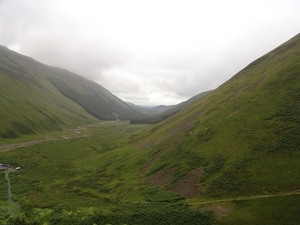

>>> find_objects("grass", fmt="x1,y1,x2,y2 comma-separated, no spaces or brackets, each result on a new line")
142,186,184,202
0,172,8,201
0,34,300,224
0,122,149,210
217,195,300,225
0,45,144,140
147,145,207,183
0,122,215,224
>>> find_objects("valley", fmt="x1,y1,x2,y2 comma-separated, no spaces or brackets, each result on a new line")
1,121,300,224
0,122,217,224
0,33,300,224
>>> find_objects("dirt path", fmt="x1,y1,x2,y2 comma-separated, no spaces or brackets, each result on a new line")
188,190,300,205
4,170,21,212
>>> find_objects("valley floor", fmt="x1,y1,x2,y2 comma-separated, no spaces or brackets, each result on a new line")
0,122,299,225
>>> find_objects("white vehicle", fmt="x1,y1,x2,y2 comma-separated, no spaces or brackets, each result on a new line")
15,167,21,170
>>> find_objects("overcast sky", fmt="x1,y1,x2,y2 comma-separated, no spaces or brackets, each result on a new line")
0,0,299,105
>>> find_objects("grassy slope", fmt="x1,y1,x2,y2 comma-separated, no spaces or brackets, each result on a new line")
47,73,144,121
139,32,300,187
0,47,97,140
0,46,143,141
130,33,300,223
0,122,215,224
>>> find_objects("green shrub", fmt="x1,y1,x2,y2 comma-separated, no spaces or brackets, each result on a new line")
0,172,8,201
201,155,226,182
142,187,184,202
208,157,252,196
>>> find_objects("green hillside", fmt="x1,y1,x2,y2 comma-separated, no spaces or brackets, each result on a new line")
0,46,143,140
140,32,300,192
132,33,300,223
0,33,300,224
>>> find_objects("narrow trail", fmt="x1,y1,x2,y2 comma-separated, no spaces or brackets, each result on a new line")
4,170,21,212
52,190,300,209
187,190,300,206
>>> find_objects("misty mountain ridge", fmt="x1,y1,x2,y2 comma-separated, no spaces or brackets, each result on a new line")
0,44,210,139
0,45,145,138
130,90,211,124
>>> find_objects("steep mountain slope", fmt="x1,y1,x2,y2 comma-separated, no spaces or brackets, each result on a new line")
0,46,144,139
135,33,300,203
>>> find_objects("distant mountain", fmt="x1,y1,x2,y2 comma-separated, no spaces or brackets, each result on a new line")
46,75,144,121
125,102,157,115
0,45,144,139
130,90,211,124
160,90,212,115
126,102,175,115
146,105,175,114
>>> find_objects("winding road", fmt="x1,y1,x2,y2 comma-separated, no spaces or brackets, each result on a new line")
102,123,126,136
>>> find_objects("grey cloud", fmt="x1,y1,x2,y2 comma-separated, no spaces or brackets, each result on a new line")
1,0,300,105
0,0,133,79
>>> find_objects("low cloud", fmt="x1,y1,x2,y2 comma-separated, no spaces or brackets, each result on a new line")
1,0,300,105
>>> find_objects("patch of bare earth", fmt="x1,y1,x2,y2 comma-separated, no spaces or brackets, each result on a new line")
208,205,232,219
171,169,205,198
145,169,173,187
